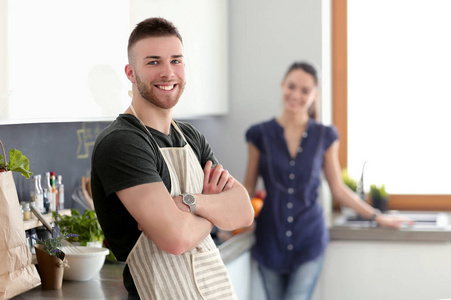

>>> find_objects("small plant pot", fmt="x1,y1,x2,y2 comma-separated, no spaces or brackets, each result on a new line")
34,244,68,290
372,197,388,212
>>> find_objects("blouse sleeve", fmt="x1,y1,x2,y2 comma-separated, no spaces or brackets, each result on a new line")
324,125,339,151
245,124,264,151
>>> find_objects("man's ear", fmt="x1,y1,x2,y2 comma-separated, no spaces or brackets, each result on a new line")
125,64,136,83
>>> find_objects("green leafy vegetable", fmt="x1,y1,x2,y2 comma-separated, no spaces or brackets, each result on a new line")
0,149,33,179
56,209,104,246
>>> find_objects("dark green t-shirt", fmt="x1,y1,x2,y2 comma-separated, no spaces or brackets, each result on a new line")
91,114,218,296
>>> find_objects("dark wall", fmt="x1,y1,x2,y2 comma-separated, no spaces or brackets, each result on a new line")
0,121,110,210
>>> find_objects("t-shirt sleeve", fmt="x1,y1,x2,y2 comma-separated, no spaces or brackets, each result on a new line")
92,130,162,196
245,124,264,151
324,125,339,151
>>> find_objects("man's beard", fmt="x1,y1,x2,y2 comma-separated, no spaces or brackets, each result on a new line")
136,74,185,110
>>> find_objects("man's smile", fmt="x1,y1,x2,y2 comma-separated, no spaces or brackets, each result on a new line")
156,84,176,91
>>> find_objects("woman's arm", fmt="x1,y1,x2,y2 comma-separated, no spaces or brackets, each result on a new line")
323,140,413,228
243,143,261,197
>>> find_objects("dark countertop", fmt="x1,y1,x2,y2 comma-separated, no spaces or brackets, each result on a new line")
11,262,129,300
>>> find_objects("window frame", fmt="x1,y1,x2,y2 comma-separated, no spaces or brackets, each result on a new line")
331,0,451,211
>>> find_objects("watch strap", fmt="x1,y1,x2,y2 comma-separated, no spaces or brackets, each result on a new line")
370,208,381,222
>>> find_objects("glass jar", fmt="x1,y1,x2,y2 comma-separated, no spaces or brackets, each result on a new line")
22,202,31,221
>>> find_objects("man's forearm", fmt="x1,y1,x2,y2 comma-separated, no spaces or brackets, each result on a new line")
195,182,254,231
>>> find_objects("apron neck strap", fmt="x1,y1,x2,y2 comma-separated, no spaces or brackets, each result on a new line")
129,104,188,143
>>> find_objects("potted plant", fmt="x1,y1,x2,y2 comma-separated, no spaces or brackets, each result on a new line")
33,209,77,290
56,209,104,247
370,184,389,212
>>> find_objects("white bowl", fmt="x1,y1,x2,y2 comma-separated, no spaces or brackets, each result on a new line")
61,246,110,281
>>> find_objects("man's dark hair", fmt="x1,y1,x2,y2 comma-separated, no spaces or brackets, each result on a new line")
127,17,183,63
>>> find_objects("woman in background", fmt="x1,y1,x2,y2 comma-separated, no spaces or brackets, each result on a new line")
243,61,412,300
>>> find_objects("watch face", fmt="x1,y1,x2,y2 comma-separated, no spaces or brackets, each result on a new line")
183,194,195,205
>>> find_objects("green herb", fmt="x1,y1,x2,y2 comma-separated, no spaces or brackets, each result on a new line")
56,209,104,246
370,184,388,199
0,148,33,179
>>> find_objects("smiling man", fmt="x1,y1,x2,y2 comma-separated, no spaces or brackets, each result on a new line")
130,36,185,111
91,18,254,299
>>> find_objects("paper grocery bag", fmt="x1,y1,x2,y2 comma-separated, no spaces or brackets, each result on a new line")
0,171,41,299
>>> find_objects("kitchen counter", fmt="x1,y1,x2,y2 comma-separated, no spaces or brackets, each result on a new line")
15,210,451,299
217,211,451,247
330,225,451,242
218,230,255,264
12,231,256,299
11,262,128,299
330,211,451,242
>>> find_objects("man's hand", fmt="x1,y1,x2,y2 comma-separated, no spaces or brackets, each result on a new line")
202,160,234,194
171,161,235,212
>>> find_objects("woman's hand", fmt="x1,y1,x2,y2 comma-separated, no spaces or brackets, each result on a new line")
202,160,235,194
375,214,415,229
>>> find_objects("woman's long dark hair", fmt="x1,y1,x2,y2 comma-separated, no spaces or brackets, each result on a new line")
283,62,320,121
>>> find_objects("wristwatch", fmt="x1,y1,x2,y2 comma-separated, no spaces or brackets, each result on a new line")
370,208,381,222
182,194,196,214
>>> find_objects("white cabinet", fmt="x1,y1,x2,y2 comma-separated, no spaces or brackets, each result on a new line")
225,251,253,300
315,240,451,300
1,0,228,124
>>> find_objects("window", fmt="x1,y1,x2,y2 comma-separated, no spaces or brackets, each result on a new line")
332,0,451,210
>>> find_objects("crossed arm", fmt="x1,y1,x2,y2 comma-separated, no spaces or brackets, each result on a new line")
116,160,254,255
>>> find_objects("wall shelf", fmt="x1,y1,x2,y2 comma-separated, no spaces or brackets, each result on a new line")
24,209,71,265
23,209,71,230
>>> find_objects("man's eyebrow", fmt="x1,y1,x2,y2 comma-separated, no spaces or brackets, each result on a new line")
143,55,183,60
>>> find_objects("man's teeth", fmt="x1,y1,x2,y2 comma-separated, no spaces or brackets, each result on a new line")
158,85,175,91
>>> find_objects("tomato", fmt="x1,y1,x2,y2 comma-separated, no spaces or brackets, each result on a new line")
251,197,264,218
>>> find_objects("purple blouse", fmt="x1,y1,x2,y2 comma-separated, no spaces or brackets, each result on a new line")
246,118,338,273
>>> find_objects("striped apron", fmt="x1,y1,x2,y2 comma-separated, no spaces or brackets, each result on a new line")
127,106,236,300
